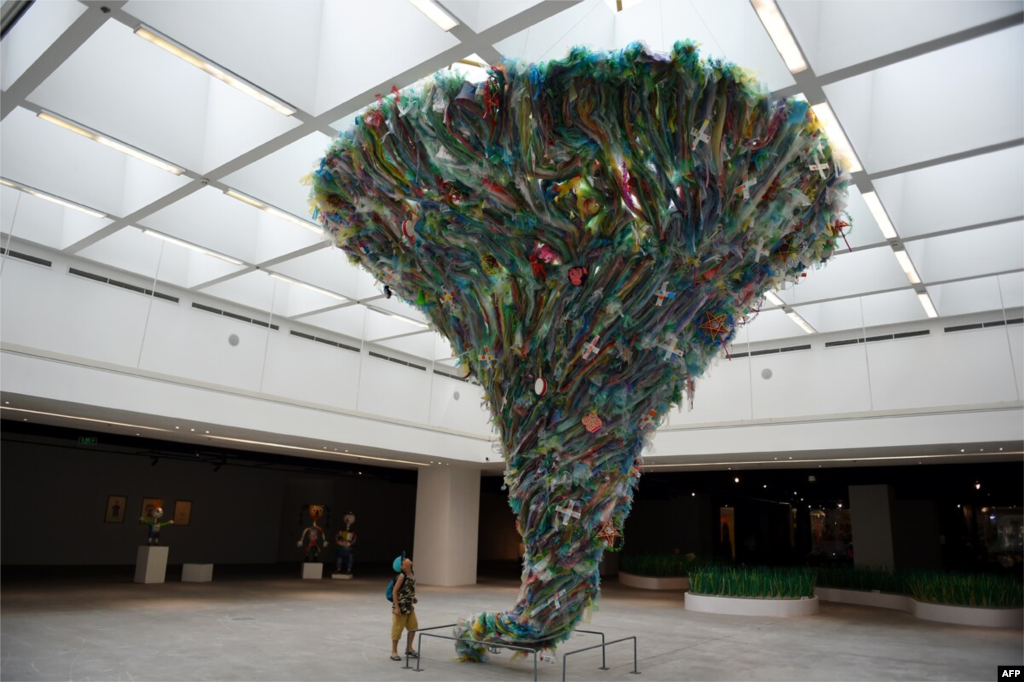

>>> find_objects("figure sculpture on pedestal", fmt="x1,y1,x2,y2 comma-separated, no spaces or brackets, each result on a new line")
334,511,357,578
297,504,328,563
140,506,173,546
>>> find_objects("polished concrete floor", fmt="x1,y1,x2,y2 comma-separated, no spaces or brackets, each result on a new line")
1,566,1021,681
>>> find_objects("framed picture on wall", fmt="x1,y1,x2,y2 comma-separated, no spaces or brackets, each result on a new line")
139,498,164,523
173,500,192,527
105,495,128,524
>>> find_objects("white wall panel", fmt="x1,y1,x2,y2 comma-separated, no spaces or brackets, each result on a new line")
0,259,150,366
137,301,270,393
669,354,752,426
357,356,431,424
751,345,872,419
1009,324,1024,400
260,332,360,410
929,277,1006,318
867,329,1019,411
429,374,492,436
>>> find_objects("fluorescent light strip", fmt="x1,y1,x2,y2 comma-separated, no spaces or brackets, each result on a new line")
861,191,898,240
893,248,922,284
37,111,184,176
917,291,938,318
0,406,171,432
134,26,294,116
641,451,1023,469
0,177,106,218
142,229,243,265
786,310,816,334
751,0,807,74
810,102,863,173
223,189,322,234
205,434,429,467
366,306,430,329
268,272,348,301
764,291,786,307
408,0,459,31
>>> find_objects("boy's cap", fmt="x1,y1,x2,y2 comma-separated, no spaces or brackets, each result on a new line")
392,551,406,572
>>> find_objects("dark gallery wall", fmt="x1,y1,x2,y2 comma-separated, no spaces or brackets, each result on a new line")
0,427,416,568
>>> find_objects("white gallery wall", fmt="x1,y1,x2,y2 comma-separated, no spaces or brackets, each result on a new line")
1,242,1021,463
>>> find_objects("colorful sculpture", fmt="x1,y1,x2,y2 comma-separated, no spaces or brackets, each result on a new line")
297,504,328,563
334,511,357,577
140,505,173,546
309,41,849,659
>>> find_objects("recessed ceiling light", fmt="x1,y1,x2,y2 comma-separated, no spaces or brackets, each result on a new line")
809,103,863,173
691,492,695,497
268,272,347,301
916,291,938,318
205,430,209,434
786,310,816,334
134,26,295,116
893,248,922,284
223,189,322,234
190,428,195,432
408,0,459,31
37,110,184,175
0,406,170,432
0,177,107,218
734,477,740,483
751,0,807,74
861,191,898,240
142,229,243,265
764,291,786,307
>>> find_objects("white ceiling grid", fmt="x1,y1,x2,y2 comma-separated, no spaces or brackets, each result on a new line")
0,0,1021,367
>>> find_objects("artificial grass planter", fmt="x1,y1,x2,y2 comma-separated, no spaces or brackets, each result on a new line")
689,565,817,599
816,568,1023,608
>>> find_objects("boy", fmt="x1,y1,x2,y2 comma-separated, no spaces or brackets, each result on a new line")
389,553,418,661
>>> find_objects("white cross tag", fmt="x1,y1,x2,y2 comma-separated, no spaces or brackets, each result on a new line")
654,282,676,307
658,336,684,361
582,335,601,360
738,177,757,200
690,119,710,151
555,501,581,525
477,347,495,367
808,155,828,179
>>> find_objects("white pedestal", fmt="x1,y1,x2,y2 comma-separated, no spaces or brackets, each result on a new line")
182,563,214,582
301,563,323,579
135,546,169,584
332,573,353,580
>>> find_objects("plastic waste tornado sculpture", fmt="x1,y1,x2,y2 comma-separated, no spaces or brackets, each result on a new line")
309,42,850,659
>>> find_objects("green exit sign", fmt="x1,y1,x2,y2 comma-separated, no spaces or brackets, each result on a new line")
78,437,98,445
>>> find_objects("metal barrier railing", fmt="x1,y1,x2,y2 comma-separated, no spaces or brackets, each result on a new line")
400,624,640,681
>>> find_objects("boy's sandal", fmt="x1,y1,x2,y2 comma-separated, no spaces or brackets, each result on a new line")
405,651,419,658
390,655,402,661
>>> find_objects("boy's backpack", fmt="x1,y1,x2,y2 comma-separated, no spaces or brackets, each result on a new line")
385,573,402,601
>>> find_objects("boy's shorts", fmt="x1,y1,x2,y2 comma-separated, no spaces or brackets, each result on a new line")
391,610,419,641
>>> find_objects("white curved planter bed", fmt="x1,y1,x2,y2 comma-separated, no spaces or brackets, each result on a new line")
815,587,1023,628
685,592,819,617
618,572,689,591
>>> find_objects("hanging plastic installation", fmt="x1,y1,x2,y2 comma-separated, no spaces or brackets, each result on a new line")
307,40,850,661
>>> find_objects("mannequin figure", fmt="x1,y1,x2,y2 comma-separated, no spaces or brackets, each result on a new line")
297,504,328,563
334,512,357,577
140,506,173,545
